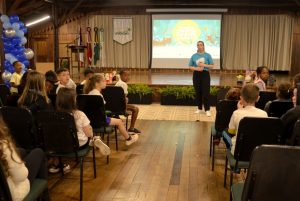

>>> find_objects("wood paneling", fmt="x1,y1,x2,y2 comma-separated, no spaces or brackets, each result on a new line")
291,12,300,76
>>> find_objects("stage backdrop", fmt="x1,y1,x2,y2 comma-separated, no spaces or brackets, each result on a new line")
151,14,222,69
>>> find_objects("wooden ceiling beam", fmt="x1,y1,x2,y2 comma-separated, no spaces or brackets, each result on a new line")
58,0,85,26
7,0,26,15
13,1,46,16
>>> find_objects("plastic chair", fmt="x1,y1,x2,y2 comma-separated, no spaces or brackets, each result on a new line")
0,84,11,106
0,106,39,150
76,84,84,95
102,86,130,129
231,145,300,201
210,99,237,171
0,161,48,201
35,111,96,201
255,91,276,110
289,119,300,146
267,101,294,118
76,95,116,163
224,117,283,189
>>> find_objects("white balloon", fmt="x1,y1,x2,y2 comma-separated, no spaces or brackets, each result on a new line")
12,22,20,30
24,48,34,60
1,71,12,82
0,15,9,23
21,37,27,45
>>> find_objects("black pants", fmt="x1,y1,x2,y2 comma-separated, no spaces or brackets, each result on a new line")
193,71,211,111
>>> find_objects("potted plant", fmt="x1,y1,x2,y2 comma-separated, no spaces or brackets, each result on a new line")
209,86,219,106
127,84,153,104
159,86,196,105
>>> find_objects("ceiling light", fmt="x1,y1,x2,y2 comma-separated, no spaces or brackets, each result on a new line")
26,15,51,27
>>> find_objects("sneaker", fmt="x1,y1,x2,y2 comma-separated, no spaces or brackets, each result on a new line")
206,111,212,117
49,163,70,174
125,134,139,146
94,138,111,156
128,128,141,134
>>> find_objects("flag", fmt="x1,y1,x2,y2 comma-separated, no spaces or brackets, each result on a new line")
78,27,84,66
86,27,92,66
93,27,100,65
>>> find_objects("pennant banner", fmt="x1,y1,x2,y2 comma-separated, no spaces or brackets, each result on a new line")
113,17,133,44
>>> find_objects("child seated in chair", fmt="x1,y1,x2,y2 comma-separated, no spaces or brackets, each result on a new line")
253,66,269,91
81,68,94,85
56,87,111,156
0,118,49,201
55,68,76,94
223,84,268,154
83,73,139,145
115,70,141,134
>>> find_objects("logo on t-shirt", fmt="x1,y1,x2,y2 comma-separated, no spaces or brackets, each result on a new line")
196,57,205,65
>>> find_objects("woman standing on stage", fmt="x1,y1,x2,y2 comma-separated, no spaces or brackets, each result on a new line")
189,41,214,117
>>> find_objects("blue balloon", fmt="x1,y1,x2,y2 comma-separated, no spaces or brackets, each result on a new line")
22,60,29,67
2,36,10,42
18,22,25,28
4,60,11,67
3,22,12,29
12,37,21,45
9,15,19,23
0,15,9,23
21,27,28,34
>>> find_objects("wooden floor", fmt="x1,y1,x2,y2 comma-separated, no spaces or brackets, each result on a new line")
48,120,230,201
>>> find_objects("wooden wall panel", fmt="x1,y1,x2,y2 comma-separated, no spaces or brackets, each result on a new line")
291,12,300,76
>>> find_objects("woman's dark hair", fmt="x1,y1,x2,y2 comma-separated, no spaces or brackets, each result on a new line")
56,88,77,113
45,70,58,85
197,41,205,46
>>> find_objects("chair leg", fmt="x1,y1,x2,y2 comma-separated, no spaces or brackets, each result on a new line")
58,157,64,177
115,126,118,151
92,146,96,178
230,188,233,201
107,132,110,148
230,171,233,188
80,157,83,201
212,140,215,171
209,133,212,157
106,155,109,164
224,156,228,188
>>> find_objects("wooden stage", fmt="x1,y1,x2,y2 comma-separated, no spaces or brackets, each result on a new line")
73,69,291,87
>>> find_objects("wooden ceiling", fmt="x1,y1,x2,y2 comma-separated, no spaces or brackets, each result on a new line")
4,0,300,24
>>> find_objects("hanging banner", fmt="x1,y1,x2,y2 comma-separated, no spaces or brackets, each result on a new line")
113,17,133,44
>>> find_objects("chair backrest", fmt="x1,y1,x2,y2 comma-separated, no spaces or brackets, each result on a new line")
255,91,276,110
267,101,294,118
216,87,230,102
289,120,300,146
35,111,79,153
0,161,13,201
102,86,126,116
234,117,283,163
76,95,107,128
0,84,11,107
76,84,84,95
241,145,300,201
0,106,38,150
215,100,238,132
5,94,20,107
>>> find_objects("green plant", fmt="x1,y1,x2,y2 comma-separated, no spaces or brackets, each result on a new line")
210,86,220,96
128,84,153,99
159,86,195,100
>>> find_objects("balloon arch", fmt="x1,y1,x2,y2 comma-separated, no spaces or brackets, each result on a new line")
1,14,34,86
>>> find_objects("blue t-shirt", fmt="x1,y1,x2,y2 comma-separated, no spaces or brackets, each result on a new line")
188,52,214,71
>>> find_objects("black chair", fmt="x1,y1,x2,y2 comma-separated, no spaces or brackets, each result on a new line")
0,106,38,150
35,111,96,201
76,95,117,157
289,119,300,146
76,84,84,95
255,91,276,110
5,94,20,107
210,99,237,171
0,161,48,201
267,101,294,118
102,86,131,129
216,87,231,102
224,117,283,190
231,145,300,201
0,84,11,106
